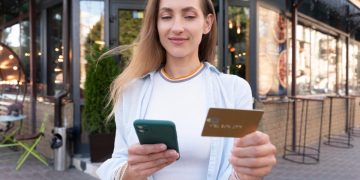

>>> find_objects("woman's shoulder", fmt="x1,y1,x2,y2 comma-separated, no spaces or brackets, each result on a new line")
204,62,250,88
122,71,157,95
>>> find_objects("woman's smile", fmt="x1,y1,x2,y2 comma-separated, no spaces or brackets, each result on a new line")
168,37,189,45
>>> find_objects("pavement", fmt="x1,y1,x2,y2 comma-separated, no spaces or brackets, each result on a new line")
0,147,97,180
266,131,360,180
1,132,360,180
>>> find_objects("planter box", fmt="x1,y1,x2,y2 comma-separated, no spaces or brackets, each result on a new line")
89,133,115,162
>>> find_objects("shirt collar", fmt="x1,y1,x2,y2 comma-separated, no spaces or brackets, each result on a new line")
140,61,220,80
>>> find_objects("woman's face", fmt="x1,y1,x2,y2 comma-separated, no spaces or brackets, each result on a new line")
157,0,213,61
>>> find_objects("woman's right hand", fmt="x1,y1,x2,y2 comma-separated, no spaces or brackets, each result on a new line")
122,143,179,180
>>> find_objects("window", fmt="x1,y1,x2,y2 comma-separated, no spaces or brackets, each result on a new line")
257,7,288,98
79,1,105,98
228,6,249,79
47,5,63,96
349,41,360,95
310,31,337,94
286,24,339,96
337,38,346,95
1,24,21,54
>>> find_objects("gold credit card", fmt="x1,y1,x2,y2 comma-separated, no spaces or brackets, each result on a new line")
201,108,264,138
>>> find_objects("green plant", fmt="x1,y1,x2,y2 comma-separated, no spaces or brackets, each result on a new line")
82,44,121,134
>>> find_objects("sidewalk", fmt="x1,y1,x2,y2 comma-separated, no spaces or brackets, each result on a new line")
266,133,360,180
0,147,97,180
2,134,360,180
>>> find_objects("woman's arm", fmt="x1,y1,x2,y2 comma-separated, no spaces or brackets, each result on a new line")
228,77,276,179
96,97,129,180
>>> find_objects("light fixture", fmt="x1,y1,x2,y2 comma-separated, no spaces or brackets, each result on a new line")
38,52,42,56
12,66,18,70
58,55,64,62
55,48,59,52
54,63,62,72
95,40,105,45
236,64,242,69
237,26,241,34
9,55,14,59
236,15,241,34
228,20,233,29
0,46,3,51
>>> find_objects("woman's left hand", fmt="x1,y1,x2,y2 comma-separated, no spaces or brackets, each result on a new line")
229,131,277,180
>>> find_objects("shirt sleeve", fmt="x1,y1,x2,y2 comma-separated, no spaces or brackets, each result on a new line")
223,76,253,180
96,95,129,180
234,77,253,110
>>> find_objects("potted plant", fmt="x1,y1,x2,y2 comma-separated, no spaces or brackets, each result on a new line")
82,43,122,162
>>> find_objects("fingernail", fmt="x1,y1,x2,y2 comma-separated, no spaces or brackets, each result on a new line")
160,144,167,150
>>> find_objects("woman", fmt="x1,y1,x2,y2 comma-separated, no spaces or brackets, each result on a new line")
97,0,276,179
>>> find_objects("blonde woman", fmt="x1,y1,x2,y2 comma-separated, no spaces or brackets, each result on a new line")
97,0,276,179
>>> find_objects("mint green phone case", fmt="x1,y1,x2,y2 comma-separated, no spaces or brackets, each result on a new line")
133,119,179,153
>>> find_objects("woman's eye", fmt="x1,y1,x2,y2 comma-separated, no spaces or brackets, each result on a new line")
185,16,195,19
160,16,172,20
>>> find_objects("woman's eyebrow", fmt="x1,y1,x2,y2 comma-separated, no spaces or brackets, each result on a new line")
181,7,197,13
159,6,198,13
159,7,173,13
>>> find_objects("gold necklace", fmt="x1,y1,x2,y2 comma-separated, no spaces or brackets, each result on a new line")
161,63,204,81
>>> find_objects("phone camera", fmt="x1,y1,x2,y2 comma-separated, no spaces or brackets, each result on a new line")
136,125,148,133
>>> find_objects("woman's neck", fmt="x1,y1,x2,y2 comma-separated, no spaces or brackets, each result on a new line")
163,56,202,79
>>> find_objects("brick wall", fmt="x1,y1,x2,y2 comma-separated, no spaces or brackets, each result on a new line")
255,97,360,156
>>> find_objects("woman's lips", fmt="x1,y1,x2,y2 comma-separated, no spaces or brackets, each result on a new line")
169,37,188,45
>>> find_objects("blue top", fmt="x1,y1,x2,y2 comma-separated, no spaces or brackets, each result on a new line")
96,62,253,180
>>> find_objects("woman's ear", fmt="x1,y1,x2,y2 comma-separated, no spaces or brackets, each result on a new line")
203,14,214,34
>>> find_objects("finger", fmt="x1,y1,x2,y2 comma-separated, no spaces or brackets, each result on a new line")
231,143,277,158
233,165,274,177
138,160,174,177
130,156,174,170
128,150,179,165
128,155,178,176
229,155,277,168
234,131,269,147
129,143,167,155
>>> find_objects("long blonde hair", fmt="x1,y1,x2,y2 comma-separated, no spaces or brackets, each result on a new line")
107,0,217,116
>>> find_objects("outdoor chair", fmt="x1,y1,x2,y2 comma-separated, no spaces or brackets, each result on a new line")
13,114,49,170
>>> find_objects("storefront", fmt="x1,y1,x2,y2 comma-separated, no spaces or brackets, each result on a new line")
1,0,360,158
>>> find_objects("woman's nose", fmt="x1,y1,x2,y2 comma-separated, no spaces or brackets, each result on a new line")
171,17,184,34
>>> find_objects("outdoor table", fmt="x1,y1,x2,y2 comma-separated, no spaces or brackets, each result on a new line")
0,115,26,146
324,95,354,148
283,96,325,164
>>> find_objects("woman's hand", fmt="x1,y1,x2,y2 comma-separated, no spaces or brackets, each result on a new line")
229,131,277,180
122,143,179,180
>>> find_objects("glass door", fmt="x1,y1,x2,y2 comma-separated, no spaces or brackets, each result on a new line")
227,1,250,79
109,1,145,66
117,9,144,65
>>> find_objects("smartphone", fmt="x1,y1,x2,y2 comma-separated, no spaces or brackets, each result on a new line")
133,119,180,154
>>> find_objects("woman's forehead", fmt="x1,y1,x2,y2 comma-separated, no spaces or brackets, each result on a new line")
158,0,202,10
